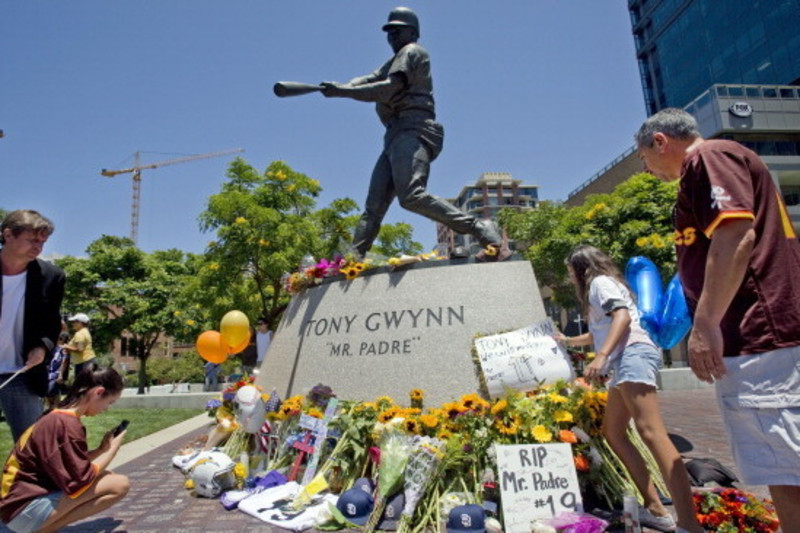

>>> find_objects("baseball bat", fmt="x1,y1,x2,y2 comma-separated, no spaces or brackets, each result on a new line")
273,81,323,97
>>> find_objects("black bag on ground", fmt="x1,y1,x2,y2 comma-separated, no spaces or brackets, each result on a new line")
684,457,739,487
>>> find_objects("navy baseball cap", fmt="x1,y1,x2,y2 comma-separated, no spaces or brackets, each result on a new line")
353,477,375,495
378,491,405,530
446,504,486,533
336,488,374,526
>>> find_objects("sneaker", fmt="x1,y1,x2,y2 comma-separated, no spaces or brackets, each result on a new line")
638,506,676,531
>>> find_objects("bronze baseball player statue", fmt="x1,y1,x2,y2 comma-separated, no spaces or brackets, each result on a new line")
316,7,509,261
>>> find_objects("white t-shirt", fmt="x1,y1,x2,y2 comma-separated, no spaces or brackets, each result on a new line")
0,272,27,372
256,330,272,364
587,275,655,365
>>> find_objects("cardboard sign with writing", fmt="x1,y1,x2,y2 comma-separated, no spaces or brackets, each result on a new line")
473,320,574,398
495,443,583,533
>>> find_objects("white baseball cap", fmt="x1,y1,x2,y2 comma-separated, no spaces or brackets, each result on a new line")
68,313,90,324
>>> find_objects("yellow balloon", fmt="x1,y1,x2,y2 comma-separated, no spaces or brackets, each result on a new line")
220,310,250,347
226,334,251,355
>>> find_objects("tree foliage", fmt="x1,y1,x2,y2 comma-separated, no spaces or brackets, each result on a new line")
56,236,198,393
499,173,677,307
194,158,425,331
373,222,423,257
194,159,350,330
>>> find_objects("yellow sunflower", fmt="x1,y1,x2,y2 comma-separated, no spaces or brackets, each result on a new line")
553,409,574,423
419,414,439,429
437,428,453,440
532,425,554,443
443,401,467,419
403,418,421,434
460,393,489,412
341,266,360,280
378,406,400,423
548,393,569,404
490,399,508,415
496,415,521,435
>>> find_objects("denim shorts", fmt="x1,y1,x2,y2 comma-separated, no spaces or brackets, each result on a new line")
715,345,800,485
607,342,662,389
5,492,62,533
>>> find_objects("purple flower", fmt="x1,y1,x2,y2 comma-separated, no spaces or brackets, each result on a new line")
206,399,222,410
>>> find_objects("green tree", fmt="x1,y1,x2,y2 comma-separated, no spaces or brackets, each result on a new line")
57,236,198,394
194,158,427,331
196,159,358,329
499,173,677,307
373,222,423,257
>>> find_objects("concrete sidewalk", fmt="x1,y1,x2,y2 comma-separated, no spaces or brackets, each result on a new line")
58,388,769,532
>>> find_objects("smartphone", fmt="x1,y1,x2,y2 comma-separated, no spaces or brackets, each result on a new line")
112,419,130,436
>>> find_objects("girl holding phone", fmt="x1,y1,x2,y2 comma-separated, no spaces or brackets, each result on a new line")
0,366,130,533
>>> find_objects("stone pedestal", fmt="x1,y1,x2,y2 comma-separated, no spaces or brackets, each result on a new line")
255,259,547,405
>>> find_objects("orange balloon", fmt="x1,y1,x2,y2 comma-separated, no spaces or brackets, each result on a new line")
196,330,228,364
226,332,251,355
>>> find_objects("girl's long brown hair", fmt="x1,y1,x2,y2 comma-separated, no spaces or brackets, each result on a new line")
58,365,124,408
565,245,629,318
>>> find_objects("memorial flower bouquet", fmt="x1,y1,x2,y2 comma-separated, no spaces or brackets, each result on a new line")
216,382,664,531
397,436,447,533
282,251,446,294
203,377,271,453
693,487,779,532
364,428,413,532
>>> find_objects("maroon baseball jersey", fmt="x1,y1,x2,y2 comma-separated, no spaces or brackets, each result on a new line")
674,139,800,356
1,410,98,523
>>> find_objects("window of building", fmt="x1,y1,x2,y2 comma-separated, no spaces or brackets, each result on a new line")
728,86,744,97
746,87,761,98
780,88,797,98
763,87,778,98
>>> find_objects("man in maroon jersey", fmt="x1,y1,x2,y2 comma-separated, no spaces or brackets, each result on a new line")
636,108,800,530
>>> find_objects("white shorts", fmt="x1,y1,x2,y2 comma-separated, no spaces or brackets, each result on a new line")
715,345,800,486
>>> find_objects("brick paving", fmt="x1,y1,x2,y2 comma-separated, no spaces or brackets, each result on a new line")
54,388,767,532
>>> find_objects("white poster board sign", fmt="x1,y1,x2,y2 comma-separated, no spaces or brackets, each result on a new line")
495,443,583,533
473,320,574,398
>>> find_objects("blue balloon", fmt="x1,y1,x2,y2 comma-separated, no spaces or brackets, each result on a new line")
625,256,663,339
655,274,692,349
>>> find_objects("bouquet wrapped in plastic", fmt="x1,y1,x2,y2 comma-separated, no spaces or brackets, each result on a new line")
397,437,447,533
363,428,413,533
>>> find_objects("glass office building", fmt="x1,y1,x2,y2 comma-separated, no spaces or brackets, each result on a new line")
630,0,800,115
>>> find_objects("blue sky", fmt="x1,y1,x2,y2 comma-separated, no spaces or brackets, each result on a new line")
1,2,646,258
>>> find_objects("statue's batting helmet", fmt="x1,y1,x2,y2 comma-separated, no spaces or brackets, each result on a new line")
382,7,420,35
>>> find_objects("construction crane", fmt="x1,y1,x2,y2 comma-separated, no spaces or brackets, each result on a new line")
101,147,244,245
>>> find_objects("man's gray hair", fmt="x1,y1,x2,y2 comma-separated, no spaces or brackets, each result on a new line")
635,108,700,148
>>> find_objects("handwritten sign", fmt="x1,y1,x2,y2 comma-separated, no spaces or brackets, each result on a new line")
473,320,574,398
495,443,583,533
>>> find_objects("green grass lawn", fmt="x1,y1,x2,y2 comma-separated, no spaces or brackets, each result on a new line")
1,408,204,460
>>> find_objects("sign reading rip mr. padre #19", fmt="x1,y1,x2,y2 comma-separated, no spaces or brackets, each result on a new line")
256,260,549,405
